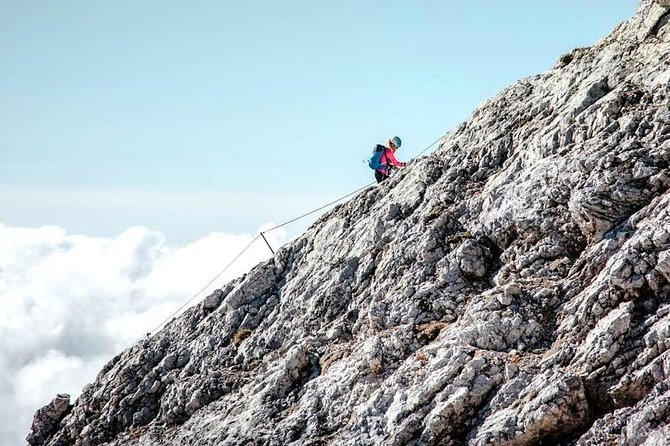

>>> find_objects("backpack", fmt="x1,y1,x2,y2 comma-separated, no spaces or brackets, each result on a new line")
368,145,386,170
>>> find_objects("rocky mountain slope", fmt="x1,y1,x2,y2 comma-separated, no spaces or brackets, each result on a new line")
29,1,670,445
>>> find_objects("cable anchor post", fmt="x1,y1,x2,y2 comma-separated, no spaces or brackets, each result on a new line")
260,231,275,255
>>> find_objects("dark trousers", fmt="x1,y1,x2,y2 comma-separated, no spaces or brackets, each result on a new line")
375,170,388,183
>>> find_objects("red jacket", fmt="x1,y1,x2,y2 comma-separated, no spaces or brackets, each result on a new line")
377,147,403,174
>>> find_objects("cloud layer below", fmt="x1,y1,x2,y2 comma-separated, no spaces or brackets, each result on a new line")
0,221,285,445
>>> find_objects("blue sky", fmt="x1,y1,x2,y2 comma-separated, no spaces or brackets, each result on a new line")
1,1,638,243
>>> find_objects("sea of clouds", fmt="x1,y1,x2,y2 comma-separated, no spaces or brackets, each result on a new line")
0,221,286,445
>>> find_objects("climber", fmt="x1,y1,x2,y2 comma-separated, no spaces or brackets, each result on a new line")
369,136,406,183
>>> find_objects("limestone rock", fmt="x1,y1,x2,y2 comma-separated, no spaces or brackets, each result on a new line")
27,394,71,446
27,1,670,445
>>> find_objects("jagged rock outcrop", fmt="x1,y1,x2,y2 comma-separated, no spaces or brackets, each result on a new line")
28,394,71,446
30,1,670,445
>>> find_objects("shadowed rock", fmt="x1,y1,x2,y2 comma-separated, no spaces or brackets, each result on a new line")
27,394,71,446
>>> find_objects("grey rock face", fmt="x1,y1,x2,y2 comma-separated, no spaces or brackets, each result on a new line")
27,394,71,446
29,1,670,445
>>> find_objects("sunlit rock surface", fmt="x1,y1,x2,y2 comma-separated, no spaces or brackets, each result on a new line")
30,1,670,445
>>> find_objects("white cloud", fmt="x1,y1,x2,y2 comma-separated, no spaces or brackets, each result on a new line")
14,350,108,413
0,221,286,446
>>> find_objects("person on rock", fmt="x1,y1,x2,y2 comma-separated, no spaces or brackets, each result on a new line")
370,136,407,183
